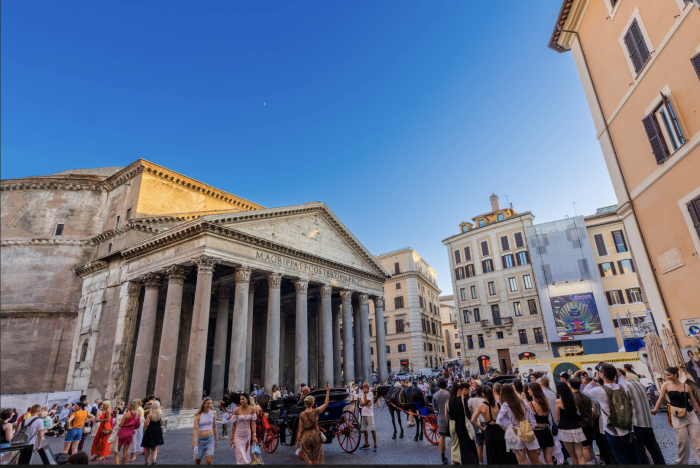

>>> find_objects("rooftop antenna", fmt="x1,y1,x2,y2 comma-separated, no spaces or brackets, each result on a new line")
504,194,510,210
573,202,578,217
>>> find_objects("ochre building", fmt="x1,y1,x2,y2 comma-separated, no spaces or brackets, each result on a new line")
1,160,390,409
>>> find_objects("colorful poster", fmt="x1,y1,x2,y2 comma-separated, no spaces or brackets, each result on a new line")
550,292,603,338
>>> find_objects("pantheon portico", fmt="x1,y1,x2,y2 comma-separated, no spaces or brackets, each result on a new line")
67,203,389,409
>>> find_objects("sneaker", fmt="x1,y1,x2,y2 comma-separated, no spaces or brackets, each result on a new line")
373,446,378,452
360,445,371,450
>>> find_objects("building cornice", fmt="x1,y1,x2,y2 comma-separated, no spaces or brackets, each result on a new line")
548,0,591,53
72,260,108,277
1,238,91,246
390,271,442,295
442,212,534,244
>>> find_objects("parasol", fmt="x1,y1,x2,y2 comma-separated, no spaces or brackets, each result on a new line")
644,331,669,389
660,325,698,393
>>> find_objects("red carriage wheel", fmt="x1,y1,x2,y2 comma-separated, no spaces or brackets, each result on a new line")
336,410,361,453
423,415,439,445
263,426,279,453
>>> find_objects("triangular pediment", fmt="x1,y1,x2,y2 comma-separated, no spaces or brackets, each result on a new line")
202,204,388,277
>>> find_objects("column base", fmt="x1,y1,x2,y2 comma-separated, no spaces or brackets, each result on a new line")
162,408,197,431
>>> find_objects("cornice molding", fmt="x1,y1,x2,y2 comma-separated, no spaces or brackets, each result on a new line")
388,271,442,294
1,238,91,247
72,260,108,277
90,222,161,245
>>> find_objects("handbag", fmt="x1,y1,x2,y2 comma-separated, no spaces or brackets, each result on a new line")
82,425,92,435
319,429,327,443
461,397,476,440
669,386,688,418
549,408,559,436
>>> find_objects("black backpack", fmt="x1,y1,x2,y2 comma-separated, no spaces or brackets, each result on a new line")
11,416,40,446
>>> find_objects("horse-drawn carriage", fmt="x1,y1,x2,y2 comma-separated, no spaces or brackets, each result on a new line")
221,388,361,457
375,384,440,445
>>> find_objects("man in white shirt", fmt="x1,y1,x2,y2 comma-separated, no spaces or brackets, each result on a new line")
582,363,639,464
638,375,653,388
19,404,44,462
359,382,377,452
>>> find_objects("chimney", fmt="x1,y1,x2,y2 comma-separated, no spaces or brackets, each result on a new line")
490,193,499,212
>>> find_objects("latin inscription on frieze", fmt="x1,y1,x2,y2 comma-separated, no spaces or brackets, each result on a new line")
255,251,362,286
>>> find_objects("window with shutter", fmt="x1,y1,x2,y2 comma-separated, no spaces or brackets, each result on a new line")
605,291,613,306
481,241,489,256
612,230,628,253
501,236,510,251
624,19,651,74
454,250,462,264
692,52,700,81
394,262,401,274
688,196,700,240
642,113,670,164
594,234,608,256
514,232,524,248
466,264,475,277
528,299,538,315
464,246,472,261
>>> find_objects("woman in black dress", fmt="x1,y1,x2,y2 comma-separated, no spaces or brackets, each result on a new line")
141,400,164,465
448,383,479,464
471,387,518,464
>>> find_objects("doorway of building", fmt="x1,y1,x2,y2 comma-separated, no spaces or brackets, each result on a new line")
400,359,410,372
497,349,512,373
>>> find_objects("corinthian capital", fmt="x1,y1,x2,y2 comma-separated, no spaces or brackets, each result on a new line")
165,265,188,283
235,266,253,283
374,296,385,308
358,293,369,306
320,284,333,298
192,255,220,275
142,272,162,290
340,290,354,302
294,279,308,294
267,273,282,289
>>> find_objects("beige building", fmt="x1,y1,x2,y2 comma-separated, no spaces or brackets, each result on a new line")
439,295,460,360
584,205,649,347
548,0,700,349
372,248,444,373
442,195,553,375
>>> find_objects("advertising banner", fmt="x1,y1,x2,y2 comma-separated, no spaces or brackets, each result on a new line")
550,292,603,338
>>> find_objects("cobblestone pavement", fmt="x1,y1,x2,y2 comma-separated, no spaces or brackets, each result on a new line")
36,404,696,465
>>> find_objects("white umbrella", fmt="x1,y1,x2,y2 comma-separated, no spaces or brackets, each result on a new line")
660,325,698,392
644,331,669,389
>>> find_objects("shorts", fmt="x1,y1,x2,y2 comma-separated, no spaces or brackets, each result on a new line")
194,434,215,460
582,426,595,447
474,431,485,446
361,416,375,431
558,428,586,443
65,427,83,442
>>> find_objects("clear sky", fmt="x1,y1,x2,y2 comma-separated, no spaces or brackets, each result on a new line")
1,0,616,294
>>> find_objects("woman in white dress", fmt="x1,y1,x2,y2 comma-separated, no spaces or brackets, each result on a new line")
496,384,541,465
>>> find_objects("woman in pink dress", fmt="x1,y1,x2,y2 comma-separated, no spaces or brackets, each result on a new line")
229,393,257,465
116,402,141,465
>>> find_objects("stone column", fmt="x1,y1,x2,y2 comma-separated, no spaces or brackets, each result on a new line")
340,290,354,384
353,298,362,382
244,282,256,392
318,284,333,386
332,303,342,386
154,265,188,409
129,273,162,402
264,273,282,392
373,296,388,384
210,285,230,400
183,255,218,409
359,294,371,385
279,310,286,389
105,280,142,403
294,280,308,392
227,266,252,393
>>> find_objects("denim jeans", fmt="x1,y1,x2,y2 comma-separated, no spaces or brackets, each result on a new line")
605,432,640,464
633,425,665,464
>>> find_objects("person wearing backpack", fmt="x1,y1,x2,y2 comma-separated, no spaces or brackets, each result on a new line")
495,384,541,465
651,366,700,465
11,404,44,463
582,363,639,464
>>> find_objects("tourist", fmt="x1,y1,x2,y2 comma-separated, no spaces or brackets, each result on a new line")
116,402,141,465
433,378,450,465
359,382,377,452
143,396,154,419
623,364,639,382
141,400,164,465
568,379,596,464
651,366,700,464
448,383,478,464
512,379,526,400
19,404,45,463
583,363,638,464
296,384,330,464
467,385,486,464
526,383,554,465
271,385,281,401
192,398,217,465
220,409,229,439
539,377,557,416
493,383,502,405
446,383,461,465
495,384,541,465
1,408,15,464
299,386,311,405
9,409,18,425
615,369,665,464
90,401,113,461
127,399,145,461
63,402,94,455
554,381,585,465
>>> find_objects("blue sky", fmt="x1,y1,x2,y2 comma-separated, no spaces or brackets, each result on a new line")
1,1,616,294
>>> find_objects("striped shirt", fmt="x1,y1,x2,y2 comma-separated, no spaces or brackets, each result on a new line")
625,378,653,428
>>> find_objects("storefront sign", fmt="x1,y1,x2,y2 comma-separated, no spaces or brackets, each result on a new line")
680,318,700,337
519,352,537,360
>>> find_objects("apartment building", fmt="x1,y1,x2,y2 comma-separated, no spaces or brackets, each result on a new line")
373,248,444,373
442,195,552,376
548,0,700,349
584,205,650,347
439,295,460,360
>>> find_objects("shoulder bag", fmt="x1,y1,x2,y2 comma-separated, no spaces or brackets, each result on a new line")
462,397,475,440
669,384,688,419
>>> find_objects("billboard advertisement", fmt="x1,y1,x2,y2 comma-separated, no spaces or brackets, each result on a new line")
550,292,603,338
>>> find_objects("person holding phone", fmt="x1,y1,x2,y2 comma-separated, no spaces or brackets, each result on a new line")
359,382,378,452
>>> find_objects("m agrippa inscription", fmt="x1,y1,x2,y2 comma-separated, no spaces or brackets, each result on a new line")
255,251,363,286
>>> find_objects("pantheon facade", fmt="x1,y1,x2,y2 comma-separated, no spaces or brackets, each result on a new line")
1,160,389,409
